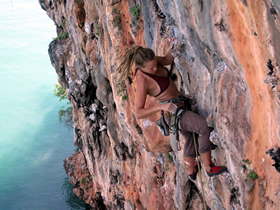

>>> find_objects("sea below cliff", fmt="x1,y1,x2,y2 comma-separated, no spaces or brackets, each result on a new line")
0,0,88,209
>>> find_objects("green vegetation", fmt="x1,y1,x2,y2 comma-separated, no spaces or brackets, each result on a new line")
117,85,128,101
165,152,174,163
54,84,67,101
164,153,174,171
242,159,250,170
242,159,258,180
62,16,67,28
80,177,86,184
242,159,250,164
54,84,73,127
247,171,258,180
122,94,128,101
96,23,100,37
54,31,69,40
58,106,72,126
130,5,141,20
117,89,122,96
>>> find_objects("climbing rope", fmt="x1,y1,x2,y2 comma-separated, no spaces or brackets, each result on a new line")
193,132,207,210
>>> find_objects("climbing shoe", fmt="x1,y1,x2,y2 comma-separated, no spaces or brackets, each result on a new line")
189,169,198,181
189,161,201,181
207,165,227,177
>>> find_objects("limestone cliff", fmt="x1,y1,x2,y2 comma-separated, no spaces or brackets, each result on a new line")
41,0,280,209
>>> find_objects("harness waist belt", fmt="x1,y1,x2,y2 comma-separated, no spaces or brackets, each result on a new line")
159,96,188,104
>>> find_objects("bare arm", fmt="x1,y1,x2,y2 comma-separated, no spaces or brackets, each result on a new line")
156,49,174,66
136,103,163,119
135,75,178,119
135,76,163,119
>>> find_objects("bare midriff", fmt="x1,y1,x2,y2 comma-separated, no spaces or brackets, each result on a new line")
155,79,181,102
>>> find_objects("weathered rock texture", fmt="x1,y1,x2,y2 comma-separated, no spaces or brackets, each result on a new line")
41,0,280,209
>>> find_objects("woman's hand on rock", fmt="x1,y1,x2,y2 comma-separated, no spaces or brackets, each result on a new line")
167,37,177,49
167,37,185,57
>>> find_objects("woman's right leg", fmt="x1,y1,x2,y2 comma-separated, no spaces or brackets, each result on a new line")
180,111,227,177
185,156,196,174
180,127,196,174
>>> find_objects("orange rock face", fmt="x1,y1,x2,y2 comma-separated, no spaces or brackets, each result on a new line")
226,0,280,209
44,0,280,209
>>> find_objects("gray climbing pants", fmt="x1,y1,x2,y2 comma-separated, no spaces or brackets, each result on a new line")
179,111,215,157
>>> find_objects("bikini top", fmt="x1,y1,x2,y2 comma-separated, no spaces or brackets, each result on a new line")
141,65,170,97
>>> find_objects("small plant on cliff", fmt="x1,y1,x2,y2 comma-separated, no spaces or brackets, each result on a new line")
117,85,129,102
80,177,86,184
96,23,100,37
54,84,73,127
54,84,67,101
54,31,69,40
242,159,250,164
130,4,141,20
165,152,174,163
242,159,250,170
247,171,258,180
241,159,258,180
62,16,67,28
164,153,174,171
121,94,128,101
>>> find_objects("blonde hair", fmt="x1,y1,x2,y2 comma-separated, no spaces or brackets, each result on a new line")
117,45,155,90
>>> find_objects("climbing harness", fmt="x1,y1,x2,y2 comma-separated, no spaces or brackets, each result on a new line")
169,108,186,151
193,133,207,210
156,96,192,151
160,95,191,105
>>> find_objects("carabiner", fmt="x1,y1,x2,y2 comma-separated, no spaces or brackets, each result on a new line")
177,140,181,151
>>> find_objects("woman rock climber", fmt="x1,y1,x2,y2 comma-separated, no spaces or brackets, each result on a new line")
116,42,227,180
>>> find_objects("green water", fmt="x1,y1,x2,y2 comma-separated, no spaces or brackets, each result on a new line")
0,1,88,209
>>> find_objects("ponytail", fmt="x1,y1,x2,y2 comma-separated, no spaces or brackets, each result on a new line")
116,45,155,90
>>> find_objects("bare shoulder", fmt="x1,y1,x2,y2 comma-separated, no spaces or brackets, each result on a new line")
136,72,149,109
136,71,148,90
136,70,146,82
